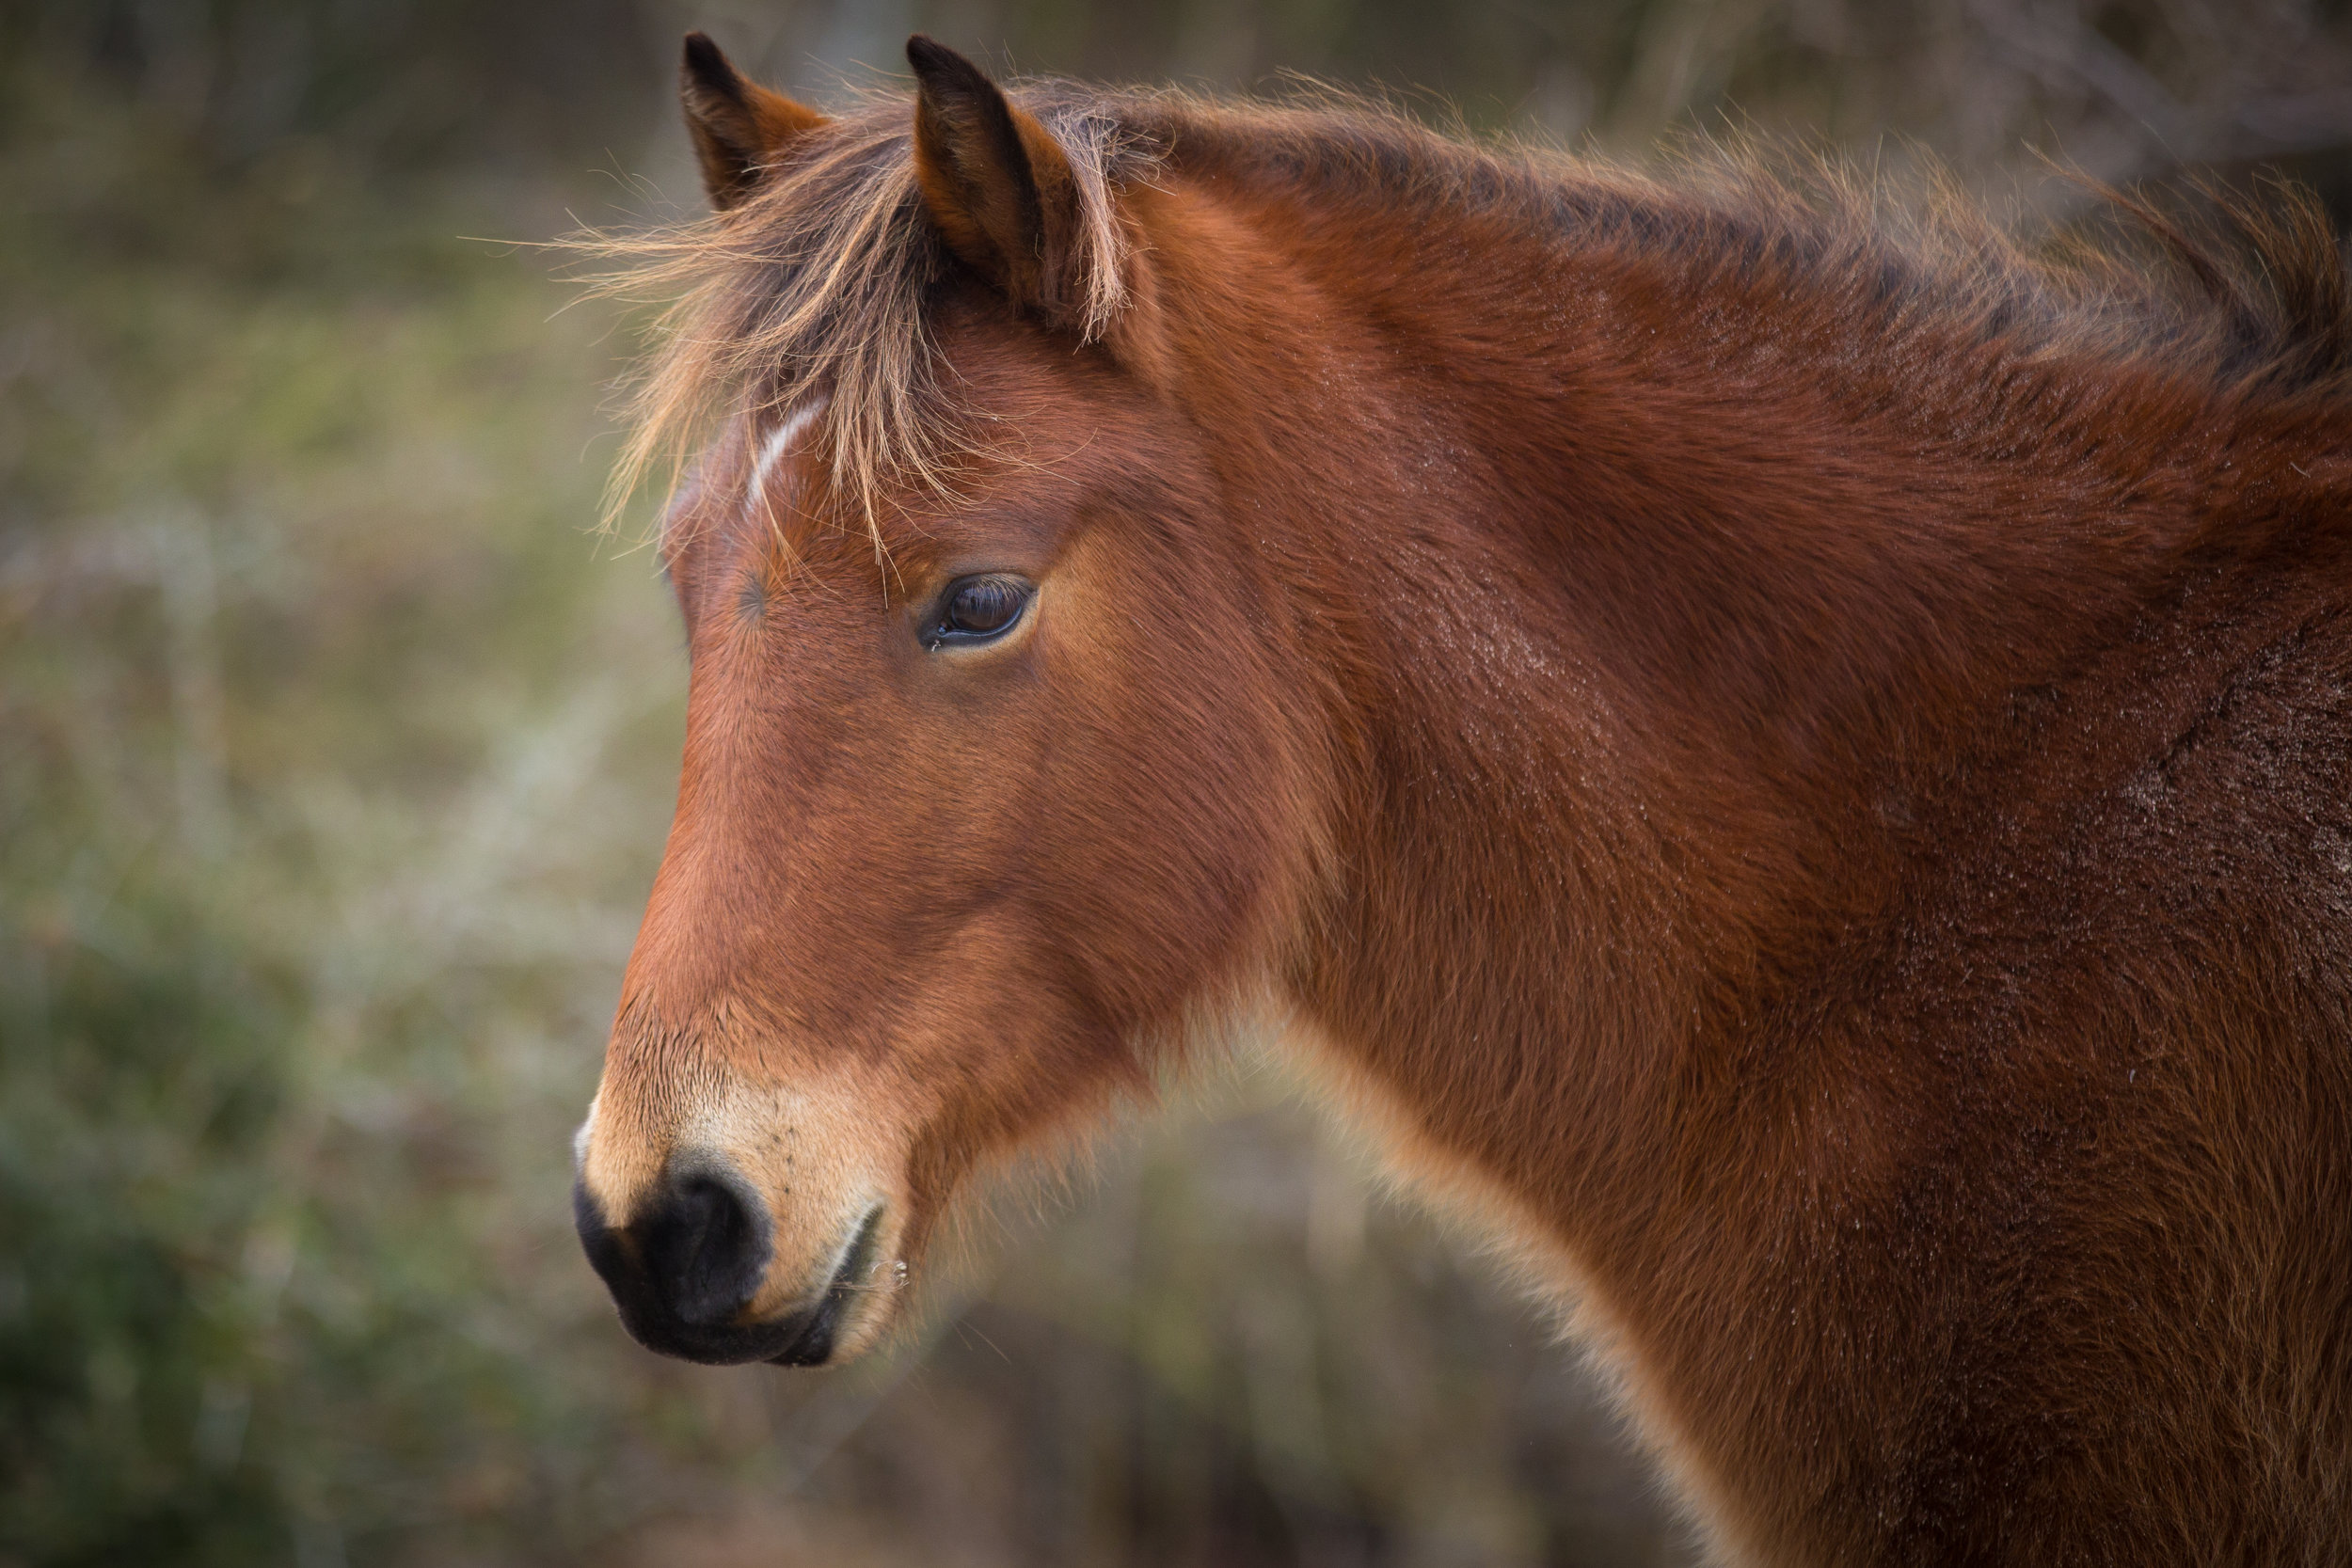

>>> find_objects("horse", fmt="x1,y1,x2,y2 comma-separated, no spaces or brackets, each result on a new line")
569,30,2352,1564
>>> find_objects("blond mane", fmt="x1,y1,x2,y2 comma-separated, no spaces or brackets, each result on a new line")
582,80,2352,539
582,87,1146,536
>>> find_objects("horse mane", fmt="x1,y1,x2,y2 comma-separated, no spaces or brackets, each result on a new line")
582,81,2352,533
583,85,1145,533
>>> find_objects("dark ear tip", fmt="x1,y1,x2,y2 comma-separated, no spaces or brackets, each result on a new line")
905,34,985,89
681,30,739,93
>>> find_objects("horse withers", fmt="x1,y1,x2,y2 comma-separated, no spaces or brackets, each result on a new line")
570,31,2352,1564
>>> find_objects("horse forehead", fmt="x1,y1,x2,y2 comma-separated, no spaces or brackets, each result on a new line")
734,395,1032,559
743,398,828,528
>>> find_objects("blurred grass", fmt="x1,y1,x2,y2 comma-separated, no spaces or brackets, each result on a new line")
0,35,696,1564
7,3,2352,1565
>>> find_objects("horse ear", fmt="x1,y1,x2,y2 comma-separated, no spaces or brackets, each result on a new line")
905,35,1084,323
679,31,828,212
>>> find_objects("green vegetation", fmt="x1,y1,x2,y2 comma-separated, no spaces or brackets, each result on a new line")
0,34,694,1563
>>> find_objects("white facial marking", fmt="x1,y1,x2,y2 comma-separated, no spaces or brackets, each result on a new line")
746,399,827,524
572,1097,598,1167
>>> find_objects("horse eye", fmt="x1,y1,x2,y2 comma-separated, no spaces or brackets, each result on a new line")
927,575,1031,648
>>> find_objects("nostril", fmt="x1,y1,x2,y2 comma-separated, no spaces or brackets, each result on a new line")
643,1166,772,1327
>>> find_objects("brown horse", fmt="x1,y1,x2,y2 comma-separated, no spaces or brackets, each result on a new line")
570,31,2352,1564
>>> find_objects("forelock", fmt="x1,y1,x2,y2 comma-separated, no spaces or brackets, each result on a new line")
590,83,1153,545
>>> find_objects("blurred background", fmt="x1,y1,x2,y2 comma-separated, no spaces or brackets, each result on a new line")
6,2,2352,1564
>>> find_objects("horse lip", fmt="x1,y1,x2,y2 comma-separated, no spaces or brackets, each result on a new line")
586,1194,890,1368
767,1200,888,1367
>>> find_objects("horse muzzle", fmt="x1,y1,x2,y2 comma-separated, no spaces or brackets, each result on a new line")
573,1157,889,1367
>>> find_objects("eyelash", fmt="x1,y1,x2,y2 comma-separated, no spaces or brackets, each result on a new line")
924,575,1033,650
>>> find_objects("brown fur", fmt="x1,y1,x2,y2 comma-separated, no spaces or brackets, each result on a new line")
577,35,2352,1564
677,30,831,212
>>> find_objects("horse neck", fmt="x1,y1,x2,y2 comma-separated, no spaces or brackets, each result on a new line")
1151,159,2264,1260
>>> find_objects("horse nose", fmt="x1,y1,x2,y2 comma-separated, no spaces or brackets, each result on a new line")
575,1160,775,1341
643,1166,773,1325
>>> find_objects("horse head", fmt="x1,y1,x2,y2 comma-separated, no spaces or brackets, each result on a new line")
572,36,1327,1366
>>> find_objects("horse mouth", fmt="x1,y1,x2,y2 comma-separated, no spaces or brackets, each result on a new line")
766,1201,889,1367
577,1182,893,1368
